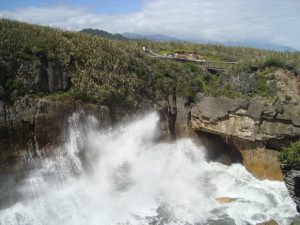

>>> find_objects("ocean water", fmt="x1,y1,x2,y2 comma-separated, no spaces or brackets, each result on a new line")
0,112,297,225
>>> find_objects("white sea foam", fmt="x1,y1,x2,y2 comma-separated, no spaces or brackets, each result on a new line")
0,112,297,225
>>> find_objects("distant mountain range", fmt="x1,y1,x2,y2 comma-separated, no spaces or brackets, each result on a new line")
223,41,297,52
122,32,179,41
81,28,298,52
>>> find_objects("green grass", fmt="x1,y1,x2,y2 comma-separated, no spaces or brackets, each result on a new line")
158,50,173,55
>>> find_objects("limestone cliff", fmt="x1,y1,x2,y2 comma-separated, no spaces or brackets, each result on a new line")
190,95,300,180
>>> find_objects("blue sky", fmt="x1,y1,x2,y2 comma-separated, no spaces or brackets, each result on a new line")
0,0,142,14
1,0,300,49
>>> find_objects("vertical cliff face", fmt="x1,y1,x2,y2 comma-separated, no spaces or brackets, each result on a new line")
0,96,111,173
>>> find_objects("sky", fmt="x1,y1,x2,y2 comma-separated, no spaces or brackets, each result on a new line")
1,0,300,49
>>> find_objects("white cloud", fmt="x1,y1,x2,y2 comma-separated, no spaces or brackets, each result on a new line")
1,0,300,49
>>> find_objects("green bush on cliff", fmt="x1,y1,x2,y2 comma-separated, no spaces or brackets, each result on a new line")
279,140,300,165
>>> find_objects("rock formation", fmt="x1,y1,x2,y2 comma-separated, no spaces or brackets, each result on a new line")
281,164,300,213
190,95,300,180
0,96,110,173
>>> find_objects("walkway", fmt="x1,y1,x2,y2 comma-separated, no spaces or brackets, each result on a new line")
144,50,237,71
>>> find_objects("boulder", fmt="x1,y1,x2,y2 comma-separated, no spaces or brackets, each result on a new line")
216,197,237,204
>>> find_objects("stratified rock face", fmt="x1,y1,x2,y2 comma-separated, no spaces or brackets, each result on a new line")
281,165,300,213
19,60,71,93
191,96,300,180
0,96,111,173
153,94,193,141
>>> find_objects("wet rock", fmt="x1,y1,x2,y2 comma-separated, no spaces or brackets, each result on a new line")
0,96,111,173
216,197,237,204
256,219,279,225
281,164,300,213
232,138,283,180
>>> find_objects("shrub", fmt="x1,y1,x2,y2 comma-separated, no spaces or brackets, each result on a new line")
70,87,97,103
263,57,287,68
255,75,269,96
279,140,300,165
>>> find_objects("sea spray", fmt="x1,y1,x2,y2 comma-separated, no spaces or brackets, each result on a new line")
0,112,297,225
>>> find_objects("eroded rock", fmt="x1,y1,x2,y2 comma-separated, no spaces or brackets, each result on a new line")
191,95,300,180
0,96,111,173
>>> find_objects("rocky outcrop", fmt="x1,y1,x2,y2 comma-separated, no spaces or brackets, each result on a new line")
0,96,110,173
191,96,300,180
281,164,300,213
0,59,71,103
19,60,71,93
152,93,193,141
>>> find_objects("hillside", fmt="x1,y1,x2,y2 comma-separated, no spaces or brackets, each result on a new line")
1,19,300,107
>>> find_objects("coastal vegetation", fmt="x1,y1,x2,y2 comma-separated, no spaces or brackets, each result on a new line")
1,19,300,107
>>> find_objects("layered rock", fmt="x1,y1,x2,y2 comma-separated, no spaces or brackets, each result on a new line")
0,96,111,173
191,96,300,180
